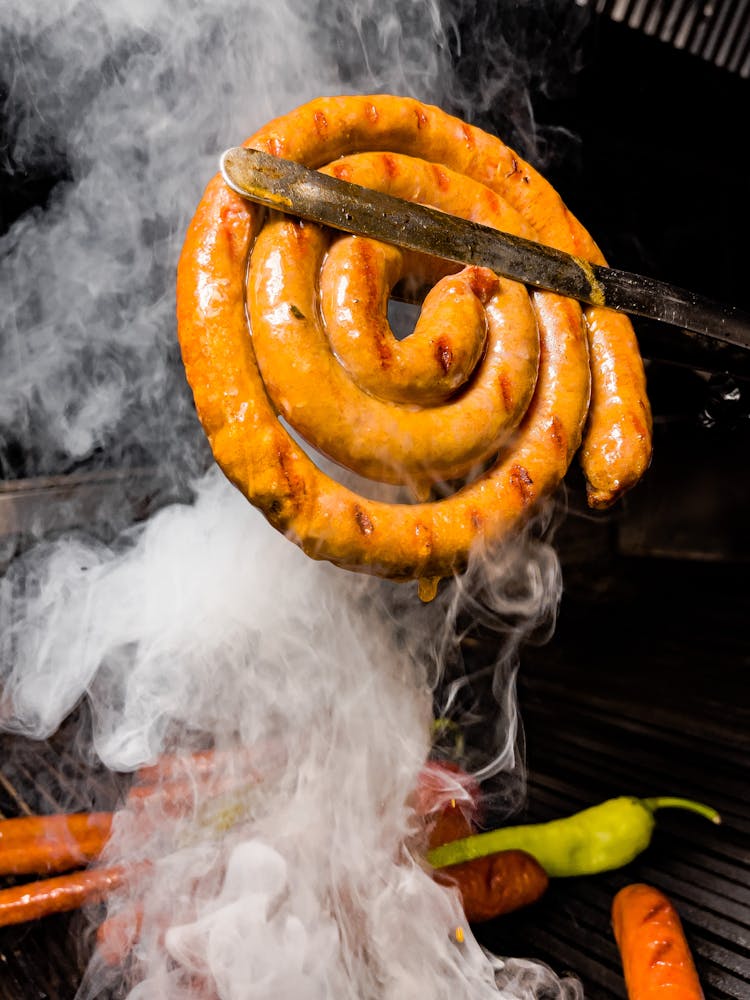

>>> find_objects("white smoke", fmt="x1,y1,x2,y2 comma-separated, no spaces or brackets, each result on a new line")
0,0,589,997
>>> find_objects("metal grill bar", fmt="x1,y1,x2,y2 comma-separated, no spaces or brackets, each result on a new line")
578,0,750,75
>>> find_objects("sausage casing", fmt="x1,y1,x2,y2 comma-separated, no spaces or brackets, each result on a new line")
435,849,549,923
177,94,650,583
612,883,705,999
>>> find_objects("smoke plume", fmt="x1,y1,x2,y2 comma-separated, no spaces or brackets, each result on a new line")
0,1,590,996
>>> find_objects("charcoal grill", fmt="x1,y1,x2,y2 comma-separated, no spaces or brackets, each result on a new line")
1,3,749,998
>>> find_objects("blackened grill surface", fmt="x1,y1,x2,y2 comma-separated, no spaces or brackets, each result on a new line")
476,554,750,1000
1,556,748,999
0,713,129,999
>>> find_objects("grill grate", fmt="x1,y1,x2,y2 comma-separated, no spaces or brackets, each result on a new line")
0,714,129,999
577,0,750,76
0,558,748,998
476,554,750,1000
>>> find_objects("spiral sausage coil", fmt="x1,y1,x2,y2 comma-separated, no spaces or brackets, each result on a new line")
177,95,651,592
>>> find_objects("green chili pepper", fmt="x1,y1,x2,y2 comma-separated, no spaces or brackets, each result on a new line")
426,796,721,876
430,717,465,758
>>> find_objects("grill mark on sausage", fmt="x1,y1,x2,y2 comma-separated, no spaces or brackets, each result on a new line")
287,220,309,247
461,123,476,149
649,940,673,967
630,411,648,441
355,242,393,368
548,415,566,454
509,464,535,507
432,165,450,191
354,505,374,536
483,189,501,217
414,106,428,130
376,339,393,368
435,337,453,375
364,102,379,124
498,373,513,413
414,521,433,555
469,509,483,531
467,266,499,304
642,901,670,924
332,162,352,182
356,239,377,300
381,154,399,179
313,111,329,138
271,443,305,518
219,204,249,261
264,136,285,158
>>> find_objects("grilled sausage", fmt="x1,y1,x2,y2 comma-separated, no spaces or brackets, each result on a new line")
0,812,113,876
177,94,650,585
249,154,544,486
320,239,490,408
434,849,549,923
0,865,129,927
612,883,705,999
418,761,548,923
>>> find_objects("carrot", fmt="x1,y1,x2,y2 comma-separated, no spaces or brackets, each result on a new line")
0,865,132,927
0,813,113,876
612,883,705,999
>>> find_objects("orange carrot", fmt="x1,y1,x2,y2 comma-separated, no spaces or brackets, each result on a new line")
0,865,131,927
612,883,705,999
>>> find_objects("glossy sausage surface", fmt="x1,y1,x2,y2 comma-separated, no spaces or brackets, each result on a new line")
612,883,705,999
0,865,127,927
435,849,549,923
0,812,113,876
177,94,650,584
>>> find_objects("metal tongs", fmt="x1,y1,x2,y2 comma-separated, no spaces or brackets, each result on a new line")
221,147,750,360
